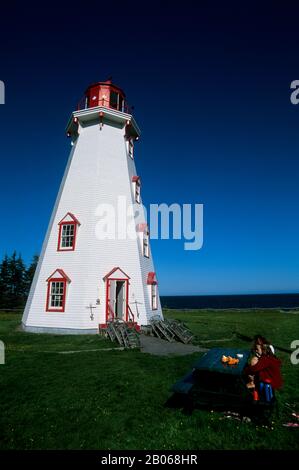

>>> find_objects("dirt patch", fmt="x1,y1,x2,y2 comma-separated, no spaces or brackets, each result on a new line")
140,335,209,356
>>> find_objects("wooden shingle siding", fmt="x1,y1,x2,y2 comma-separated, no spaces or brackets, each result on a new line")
22,108,163,333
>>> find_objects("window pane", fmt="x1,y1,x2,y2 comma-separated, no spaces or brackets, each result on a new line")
143,232,149,257
61,224,75,248
152,285,157,309
49,281,65,309
129,139,134,158
136,181,141,203
110,91,118,109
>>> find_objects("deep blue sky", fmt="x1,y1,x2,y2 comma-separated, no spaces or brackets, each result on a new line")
0,1,299,295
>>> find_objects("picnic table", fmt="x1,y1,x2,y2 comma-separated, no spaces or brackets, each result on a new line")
171,347,253,410
169,347,277,423
193,347,250,375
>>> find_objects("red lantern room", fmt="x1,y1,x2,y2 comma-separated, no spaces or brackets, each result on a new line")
77,79,130,113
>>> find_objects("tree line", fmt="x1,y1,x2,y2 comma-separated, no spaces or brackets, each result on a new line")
0,252,38,309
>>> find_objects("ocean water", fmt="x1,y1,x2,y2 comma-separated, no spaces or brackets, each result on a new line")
160,293,299,310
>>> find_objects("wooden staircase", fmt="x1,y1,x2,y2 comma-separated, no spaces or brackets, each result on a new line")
164,318,194,344
149,316,194,344
150,318,176,342
106,321,140,349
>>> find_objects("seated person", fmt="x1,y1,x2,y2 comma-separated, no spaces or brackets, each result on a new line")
244,341,283,401
246,335,269,389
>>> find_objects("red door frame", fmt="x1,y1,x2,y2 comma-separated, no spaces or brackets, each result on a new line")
105,277,129,323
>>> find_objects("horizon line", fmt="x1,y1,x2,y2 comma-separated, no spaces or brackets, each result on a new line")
160,292,299,297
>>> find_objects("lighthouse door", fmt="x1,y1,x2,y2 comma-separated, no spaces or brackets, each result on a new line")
108,280,126,319
105,268,130,323
115,281,126,319
107,280,116,320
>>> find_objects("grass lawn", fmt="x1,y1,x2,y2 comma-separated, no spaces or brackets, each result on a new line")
0,309,298,450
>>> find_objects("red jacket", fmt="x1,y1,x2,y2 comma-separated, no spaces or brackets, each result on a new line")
244,355,283,390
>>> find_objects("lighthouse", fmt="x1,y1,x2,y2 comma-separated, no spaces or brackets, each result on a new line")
22,79,163,334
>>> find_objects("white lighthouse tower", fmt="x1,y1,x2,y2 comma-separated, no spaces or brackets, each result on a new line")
22,79,163,334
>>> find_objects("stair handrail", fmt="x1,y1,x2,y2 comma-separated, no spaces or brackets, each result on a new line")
107,304,115,322
127,305,135,323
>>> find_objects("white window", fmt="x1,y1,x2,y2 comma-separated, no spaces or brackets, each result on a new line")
135,179,140,203
132,176,141,204
50,281,65,309
151,284,157,310
128,138,134,159
143,230,149,258
57,213,80,252
46,269,71,313
60,224,75,249
47,280,66,311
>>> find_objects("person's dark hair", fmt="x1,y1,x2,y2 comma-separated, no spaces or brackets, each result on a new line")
252,335,274,358
253,335,269,346
252,335,275,357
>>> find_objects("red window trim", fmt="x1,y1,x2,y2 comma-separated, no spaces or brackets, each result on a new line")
46,269,71,283
137,223,148,233
147,272,158,285
58,212,80,226
46,271,70,312
57,222,77,252
57,213,81,252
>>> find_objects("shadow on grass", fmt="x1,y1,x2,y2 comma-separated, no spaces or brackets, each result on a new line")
164,392,279,426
